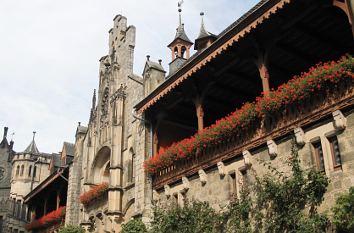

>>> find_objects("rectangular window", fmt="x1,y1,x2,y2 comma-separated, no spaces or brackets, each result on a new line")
313,141,325,172
329,136,342,170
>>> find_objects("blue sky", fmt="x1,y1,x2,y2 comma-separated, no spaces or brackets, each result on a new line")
0,0,259,153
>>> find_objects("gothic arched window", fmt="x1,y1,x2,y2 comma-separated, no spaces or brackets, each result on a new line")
16,166,20,176
33,166,37,178
28,166,32,177
20,165,24,176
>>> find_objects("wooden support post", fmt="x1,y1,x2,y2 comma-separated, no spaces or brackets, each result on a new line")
153,129,158,156
195,99,204,132
56,191,60,209
43,199,47,215
258,63,270,94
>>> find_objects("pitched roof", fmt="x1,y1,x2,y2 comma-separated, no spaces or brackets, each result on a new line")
24,139,39,154
63,142,75,157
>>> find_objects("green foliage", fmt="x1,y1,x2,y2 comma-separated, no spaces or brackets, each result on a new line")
332,186,354,233
58,225,85,233
149,141,330,233
122,218,148,233
149,202,218,233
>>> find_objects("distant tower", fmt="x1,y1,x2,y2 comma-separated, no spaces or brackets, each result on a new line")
167,2,193,74
194,12,217,51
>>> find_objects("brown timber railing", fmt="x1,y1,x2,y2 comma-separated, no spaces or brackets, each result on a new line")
152,83,354,190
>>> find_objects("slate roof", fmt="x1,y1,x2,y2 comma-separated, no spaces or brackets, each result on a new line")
24,139,39,154
63,142,75,157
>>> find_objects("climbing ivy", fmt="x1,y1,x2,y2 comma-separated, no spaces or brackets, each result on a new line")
58,225,85,233
121,218,148,233
332,186,354,233
144,141,330,233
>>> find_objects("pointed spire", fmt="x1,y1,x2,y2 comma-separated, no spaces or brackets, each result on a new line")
24,131,39,154
194,12,217,51
172,1,192,44
0,127,9,148
92,89,96,109
197,12,211,39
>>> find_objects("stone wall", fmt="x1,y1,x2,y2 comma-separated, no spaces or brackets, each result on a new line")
154,109,354,214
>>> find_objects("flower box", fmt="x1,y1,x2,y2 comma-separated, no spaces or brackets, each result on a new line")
25,206,65,231
79,182,109,206
144,55,354,175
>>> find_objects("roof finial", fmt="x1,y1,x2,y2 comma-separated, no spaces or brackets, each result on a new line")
32,131,36,141
178,0,184,27
10,132,15,141
3,127,8,139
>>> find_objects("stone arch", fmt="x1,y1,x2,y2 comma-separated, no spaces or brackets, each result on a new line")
123,198,135,217
181,46,187,58
91,146,111,184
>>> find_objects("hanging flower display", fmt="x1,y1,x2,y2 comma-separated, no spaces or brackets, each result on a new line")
79,182,109,206
25,206,66,231
144,55,354,175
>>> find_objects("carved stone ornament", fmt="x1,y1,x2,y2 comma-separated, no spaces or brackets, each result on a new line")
242,150,252,167
198,169,207,185
217,162,226,177
294,127,305,146
181,176,190,193
267,140,278,158
153,190,160,202
332,110,346,130
164,184,171,198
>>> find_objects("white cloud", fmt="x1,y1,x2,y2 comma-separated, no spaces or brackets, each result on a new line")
0,0,259,153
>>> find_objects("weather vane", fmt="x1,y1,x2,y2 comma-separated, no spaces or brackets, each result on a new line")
178,0,184,9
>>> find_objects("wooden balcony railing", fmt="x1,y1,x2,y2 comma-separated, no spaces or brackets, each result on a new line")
152,82,354,190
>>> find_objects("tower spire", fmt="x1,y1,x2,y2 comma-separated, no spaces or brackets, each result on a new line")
24,131,39,154
167,0,193,62
194,12,217,51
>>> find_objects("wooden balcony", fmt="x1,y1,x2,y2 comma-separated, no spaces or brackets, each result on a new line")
152,81,354,190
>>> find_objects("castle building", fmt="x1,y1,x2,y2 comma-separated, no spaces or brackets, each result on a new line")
7,133,67,233
67,0,354,232
0,127,15,233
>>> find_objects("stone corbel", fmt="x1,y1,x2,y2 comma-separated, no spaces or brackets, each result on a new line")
242,150,252,167
267,140,278,158
332,110,347,131
164,184,171,198
198,169,207,185
153,190,160,203
181,176,190,193
294,127,305,146
217,162,226,177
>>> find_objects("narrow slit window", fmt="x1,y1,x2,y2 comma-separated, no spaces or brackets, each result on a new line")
313,141,325,172
229,172,237,198
329,136,342,170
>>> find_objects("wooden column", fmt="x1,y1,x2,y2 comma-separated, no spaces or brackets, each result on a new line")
195,99,204,132
56,190,60,209
43,199,47,215
153,128,159,156
258,63,270,94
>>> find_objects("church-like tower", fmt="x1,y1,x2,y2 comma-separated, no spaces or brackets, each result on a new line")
167,4,193,74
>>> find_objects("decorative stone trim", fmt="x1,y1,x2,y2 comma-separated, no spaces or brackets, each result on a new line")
181,176,190,193
164,184,171,198
267,140,278,158
198,169,207,185
217,162,226,177
332,110,347,130
242,150,252,167
294,127,305,146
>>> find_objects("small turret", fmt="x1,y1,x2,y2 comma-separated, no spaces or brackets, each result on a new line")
167,2,193,75
24,131,39,155
194,12,217,51
143,55,166,96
